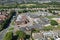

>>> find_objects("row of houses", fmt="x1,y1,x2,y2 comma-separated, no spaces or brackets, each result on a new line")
0,0,60,5
0,10,10,23
32,30,60,40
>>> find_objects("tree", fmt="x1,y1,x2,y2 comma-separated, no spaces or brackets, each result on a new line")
25,35,30,39
51,38,54,40
3,32,13,40
16,30,26,40
50,20,58,26
0,10,16,31
48,9,52,13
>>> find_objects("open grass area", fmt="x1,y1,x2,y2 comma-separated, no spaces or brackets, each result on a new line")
18,4,48,8
11,21,14,25
46,16,59,19
43,25,60,31
54,25,60,30
9,27,14,30
18,3,60,8
43,26,54,31
19,4,36,6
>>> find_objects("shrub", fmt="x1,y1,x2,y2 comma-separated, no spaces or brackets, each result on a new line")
3,32,13,40
50,20,58,26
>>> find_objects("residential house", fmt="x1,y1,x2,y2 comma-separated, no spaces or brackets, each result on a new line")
32,32,44,40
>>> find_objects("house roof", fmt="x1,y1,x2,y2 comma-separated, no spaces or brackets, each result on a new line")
0,15,6,20
32,33,43,40
56,38,60,40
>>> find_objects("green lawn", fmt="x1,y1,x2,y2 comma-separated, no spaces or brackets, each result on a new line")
11,21,14,25
43,25,60,31
9,27,14,30
43,26,54,31
46,16,59,19
54,25,60,30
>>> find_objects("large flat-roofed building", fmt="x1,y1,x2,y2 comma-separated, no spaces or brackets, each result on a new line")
15,12,50,31
15,14,34,28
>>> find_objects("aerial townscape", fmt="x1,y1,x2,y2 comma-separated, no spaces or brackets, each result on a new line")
0,0,60,40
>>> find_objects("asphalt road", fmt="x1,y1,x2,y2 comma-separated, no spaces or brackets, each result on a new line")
0,28,8,40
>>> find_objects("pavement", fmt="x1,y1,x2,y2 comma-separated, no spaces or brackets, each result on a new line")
0,28,8,40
